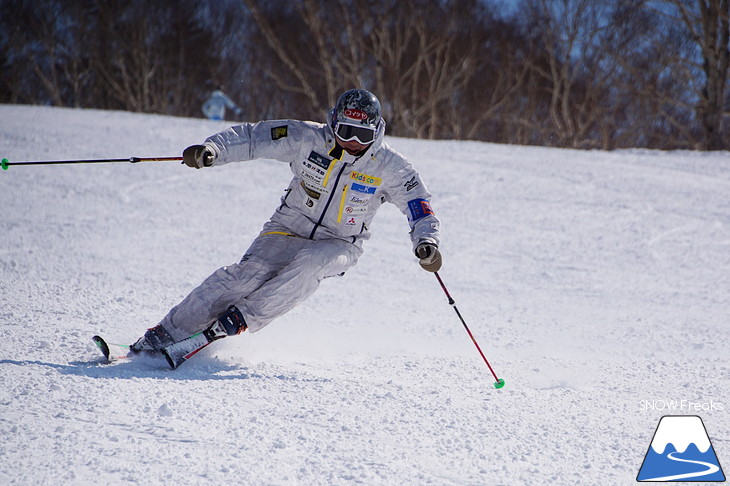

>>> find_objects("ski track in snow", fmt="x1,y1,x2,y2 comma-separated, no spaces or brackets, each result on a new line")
0,105,728,485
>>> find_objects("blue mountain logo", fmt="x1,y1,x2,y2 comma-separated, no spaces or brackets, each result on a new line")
637,415,725,482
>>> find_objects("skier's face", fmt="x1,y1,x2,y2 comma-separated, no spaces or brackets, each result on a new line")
336,136,370,156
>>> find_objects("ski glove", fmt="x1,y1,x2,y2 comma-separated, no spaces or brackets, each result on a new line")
415,242,442,273
182,144,214,169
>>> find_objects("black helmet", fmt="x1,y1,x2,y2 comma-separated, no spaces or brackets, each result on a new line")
332,89,382,144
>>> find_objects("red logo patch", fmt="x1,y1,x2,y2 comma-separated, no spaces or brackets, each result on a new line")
421,200,434,215
343,108,368,120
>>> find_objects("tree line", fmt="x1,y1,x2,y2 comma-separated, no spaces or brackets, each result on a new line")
1,0,728,150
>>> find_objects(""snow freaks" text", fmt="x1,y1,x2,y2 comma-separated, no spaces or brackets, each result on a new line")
639,399,725,412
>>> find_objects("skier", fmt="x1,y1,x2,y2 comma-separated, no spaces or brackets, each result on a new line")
131,88,442,353
201,88,242,121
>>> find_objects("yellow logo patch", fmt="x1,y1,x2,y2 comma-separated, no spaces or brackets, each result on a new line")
350,171,381,186
271,126,288,140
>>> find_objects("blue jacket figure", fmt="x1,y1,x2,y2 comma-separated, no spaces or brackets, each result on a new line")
202,89,242,121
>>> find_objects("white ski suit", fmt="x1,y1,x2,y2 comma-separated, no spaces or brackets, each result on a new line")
159,115,440,339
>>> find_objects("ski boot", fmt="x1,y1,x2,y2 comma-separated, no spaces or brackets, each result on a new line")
161,306,247,369
207,305,247,338
130,324,175,354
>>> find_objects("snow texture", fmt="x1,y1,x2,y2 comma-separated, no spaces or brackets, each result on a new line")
0,105,728,485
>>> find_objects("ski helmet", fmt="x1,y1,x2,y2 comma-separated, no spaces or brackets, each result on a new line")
332,89,382,144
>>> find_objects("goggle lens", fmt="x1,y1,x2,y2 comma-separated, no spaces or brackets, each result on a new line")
335,123,376,144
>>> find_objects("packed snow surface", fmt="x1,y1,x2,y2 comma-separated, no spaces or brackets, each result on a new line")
0,105,728,485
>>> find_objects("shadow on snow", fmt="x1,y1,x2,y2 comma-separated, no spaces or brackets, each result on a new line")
0,357,331,383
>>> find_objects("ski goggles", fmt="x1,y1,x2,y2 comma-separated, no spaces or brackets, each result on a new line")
335,122,376,145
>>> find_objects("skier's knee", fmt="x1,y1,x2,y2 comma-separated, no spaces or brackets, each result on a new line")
297,243,357,279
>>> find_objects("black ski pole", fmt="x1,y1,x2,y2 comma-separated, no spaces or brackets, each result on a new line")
434,271,505,389
1,156,183,171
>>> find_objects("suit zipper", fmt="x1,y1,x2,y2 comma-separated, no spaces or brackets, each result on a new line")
309,163,348,239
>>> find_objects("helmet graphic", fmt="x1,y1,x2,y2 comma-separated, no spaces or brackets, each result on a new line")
332,89,382,145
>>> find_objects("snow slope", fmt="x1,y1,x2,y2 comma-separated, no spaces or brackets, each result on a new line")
0,105,728,485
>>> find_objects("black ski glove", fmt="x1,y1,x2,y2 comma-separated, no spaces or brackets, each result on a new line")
182,144,214,169
415,242,442,272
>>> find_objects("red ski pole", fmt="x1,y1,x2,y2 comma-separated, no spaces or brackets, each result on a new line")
434,272,505,389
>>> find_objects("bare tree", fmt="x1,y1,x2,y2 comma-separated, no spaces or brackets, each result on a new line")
0,0,91,107
360,0,494,139
242,0,321,114
460,14,532,142
632,0,730,149
1,0,725,149
670,0,729,149
516,0,626,148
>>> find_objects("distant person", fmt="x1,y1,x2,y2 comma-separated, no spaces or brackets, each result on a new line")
131,88,442,354
202,89,242,121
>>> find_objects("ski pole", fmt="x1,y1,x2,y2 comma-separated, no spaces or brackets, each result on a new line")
434,271,505,389
1,156,183,171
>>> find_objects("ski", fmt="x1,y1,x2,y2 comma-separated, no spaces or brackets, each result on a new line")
93,308,243,369
92,335,161,365
92,335,133,363
161,332,214,369
161,320,229,370
91,330,218,369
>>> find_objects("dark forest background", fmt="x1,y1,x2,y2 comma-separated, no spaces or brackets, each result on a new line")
1,0,728,150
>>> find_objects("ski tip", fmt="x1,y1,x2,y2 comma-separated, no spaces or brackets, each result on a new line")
92,335,110,359
494,378,505,389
